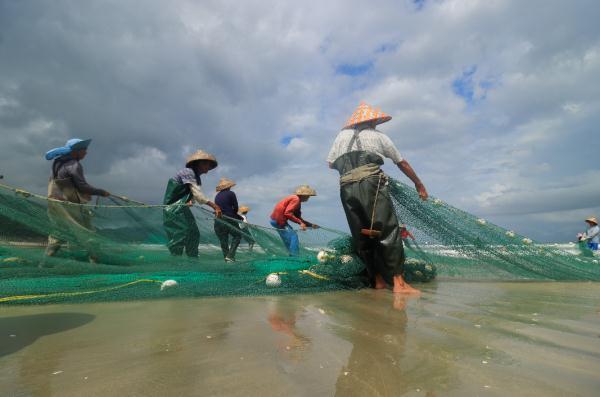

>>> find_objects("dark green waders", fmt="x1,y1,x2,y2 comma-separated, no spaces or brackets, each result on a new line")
332,151,405,285
162,179,200,257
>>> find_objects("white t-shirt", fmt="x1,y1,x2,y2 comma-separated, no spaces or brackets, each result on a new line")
326,128,403,164
584,225,600,243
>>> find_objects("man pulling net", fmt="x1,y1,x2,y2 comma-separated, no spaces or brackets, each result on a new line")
327,103,428,294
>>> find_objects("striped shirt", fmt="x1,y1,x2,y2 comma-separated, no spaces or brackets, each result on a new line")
173,168,209,205
326,128,403,164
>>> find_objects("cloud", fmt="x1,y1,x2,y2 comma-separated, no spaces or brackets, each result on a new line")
1,0,599,242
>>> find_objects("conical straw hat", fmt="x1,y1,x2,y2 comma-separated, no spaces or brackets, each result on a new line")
585,216,598,225
239,205,250,213
185,149,218,169
294,185,317,196
216,177,236,192
342,102,392,129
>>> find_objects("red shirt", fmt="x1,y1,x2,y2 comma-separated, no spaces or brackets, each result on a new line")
270,195,305,226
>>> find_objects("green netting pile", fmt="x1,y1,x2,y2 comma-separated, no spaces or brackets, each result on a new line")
0,179,598,305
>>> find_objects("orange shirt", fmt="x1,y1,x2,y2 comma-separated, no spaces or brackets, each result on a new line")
270,195,303,226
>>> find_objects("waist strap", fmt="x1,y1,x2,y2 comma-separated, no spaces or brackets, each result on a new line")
339,163,382,185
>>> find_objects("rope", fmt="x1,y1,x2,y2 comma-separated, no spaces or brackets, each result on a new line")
0,279,161,303
368,173,383,232
298,269,329,280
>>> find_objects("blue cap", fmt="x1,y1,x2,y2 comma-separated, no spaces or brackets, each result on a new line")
45,138,93,160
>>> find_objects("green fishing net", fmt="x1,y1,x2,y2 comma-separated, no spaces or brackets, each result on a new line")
0,179,598,304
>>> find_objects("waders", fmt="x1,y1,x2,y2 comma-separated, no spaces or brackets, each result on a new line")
162,179,200,257
332,150,405,285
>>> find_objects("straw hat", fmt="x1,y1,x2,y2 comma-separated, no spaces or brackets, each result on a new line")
585,217,598,225
294,185,317,196
185,149,218,169
216,177,236,192
342,102,392,130
239,205,250,213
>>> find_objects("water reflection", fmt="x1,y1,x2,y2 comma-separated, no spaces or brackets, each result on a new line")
333,292,409,396
267,299,311,363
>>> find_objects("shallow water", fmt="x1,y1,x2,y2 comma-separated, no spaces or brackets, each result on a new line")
1,282,599,397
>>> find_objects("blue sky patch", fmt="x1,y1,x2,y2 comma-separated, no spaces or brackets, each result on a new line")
452,65,478,104
413,0,426,10
280,134,302,147
335,61,374,76
452,65,498,105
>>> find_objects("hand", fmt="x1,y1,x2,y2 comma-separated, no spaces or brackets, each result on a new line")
416,183,428,201
300,223,307,231
311,224,319,229
186,200,193,207
213,205,222,218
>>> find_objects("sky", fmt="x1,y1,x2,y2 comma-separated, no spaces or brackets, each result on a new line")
0,0,599,242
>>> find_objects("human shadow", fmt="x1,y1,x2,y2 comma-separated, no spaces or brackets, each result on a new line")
0,312,95,357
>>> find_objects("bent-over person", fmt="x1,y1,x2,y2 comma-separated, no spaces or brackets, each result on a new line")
270,185,319,256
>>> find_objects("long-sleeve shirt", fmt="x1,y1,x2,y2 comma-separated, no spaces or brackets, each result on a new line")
52,158,106,196
270,195,312,227
583,225,600,244
215,190,242,219
174,168,209,205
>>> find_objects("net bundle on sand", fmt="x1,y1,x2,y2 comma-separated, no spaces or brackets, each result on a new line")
0,180,598,304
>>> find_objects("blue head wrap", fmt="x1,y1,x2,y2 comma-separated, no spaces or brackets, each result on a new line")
45,138,92,161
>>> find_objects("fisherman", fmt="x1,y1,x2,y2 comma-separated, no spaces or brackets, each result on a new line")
270,185,319,256
213,177,243,262
163,150,221,257
578,217,599,251
238,205,255,251
327,102,428,294
45,138,110,260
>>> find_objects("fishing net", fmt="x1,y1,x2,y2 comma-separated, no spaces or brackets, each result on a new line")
0,179,598,304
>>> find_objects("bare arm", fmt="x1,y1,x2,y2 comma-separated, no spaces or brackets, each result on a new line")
397,160,428,201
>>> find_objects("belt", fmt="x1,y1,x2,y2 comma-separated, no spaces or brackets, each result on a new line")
339,163,383,185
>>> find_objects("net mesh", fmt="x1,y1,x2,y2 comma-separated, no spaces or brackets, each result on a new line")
0,179,598,304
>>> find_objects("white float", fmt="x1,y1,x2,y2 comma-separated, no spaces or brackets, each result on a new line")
160,279,178,291
266,273,282,287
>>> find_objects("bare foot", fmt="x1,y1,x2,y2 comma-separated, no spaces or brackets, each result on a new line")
374,274,387,289
392,275,421,295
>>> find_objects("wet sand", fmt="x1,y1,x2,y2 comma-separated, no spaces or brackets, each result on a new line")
1,282,599,396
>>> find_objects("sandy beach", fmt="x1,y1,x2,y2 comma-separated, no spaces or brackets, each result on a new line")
2,281,599,397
